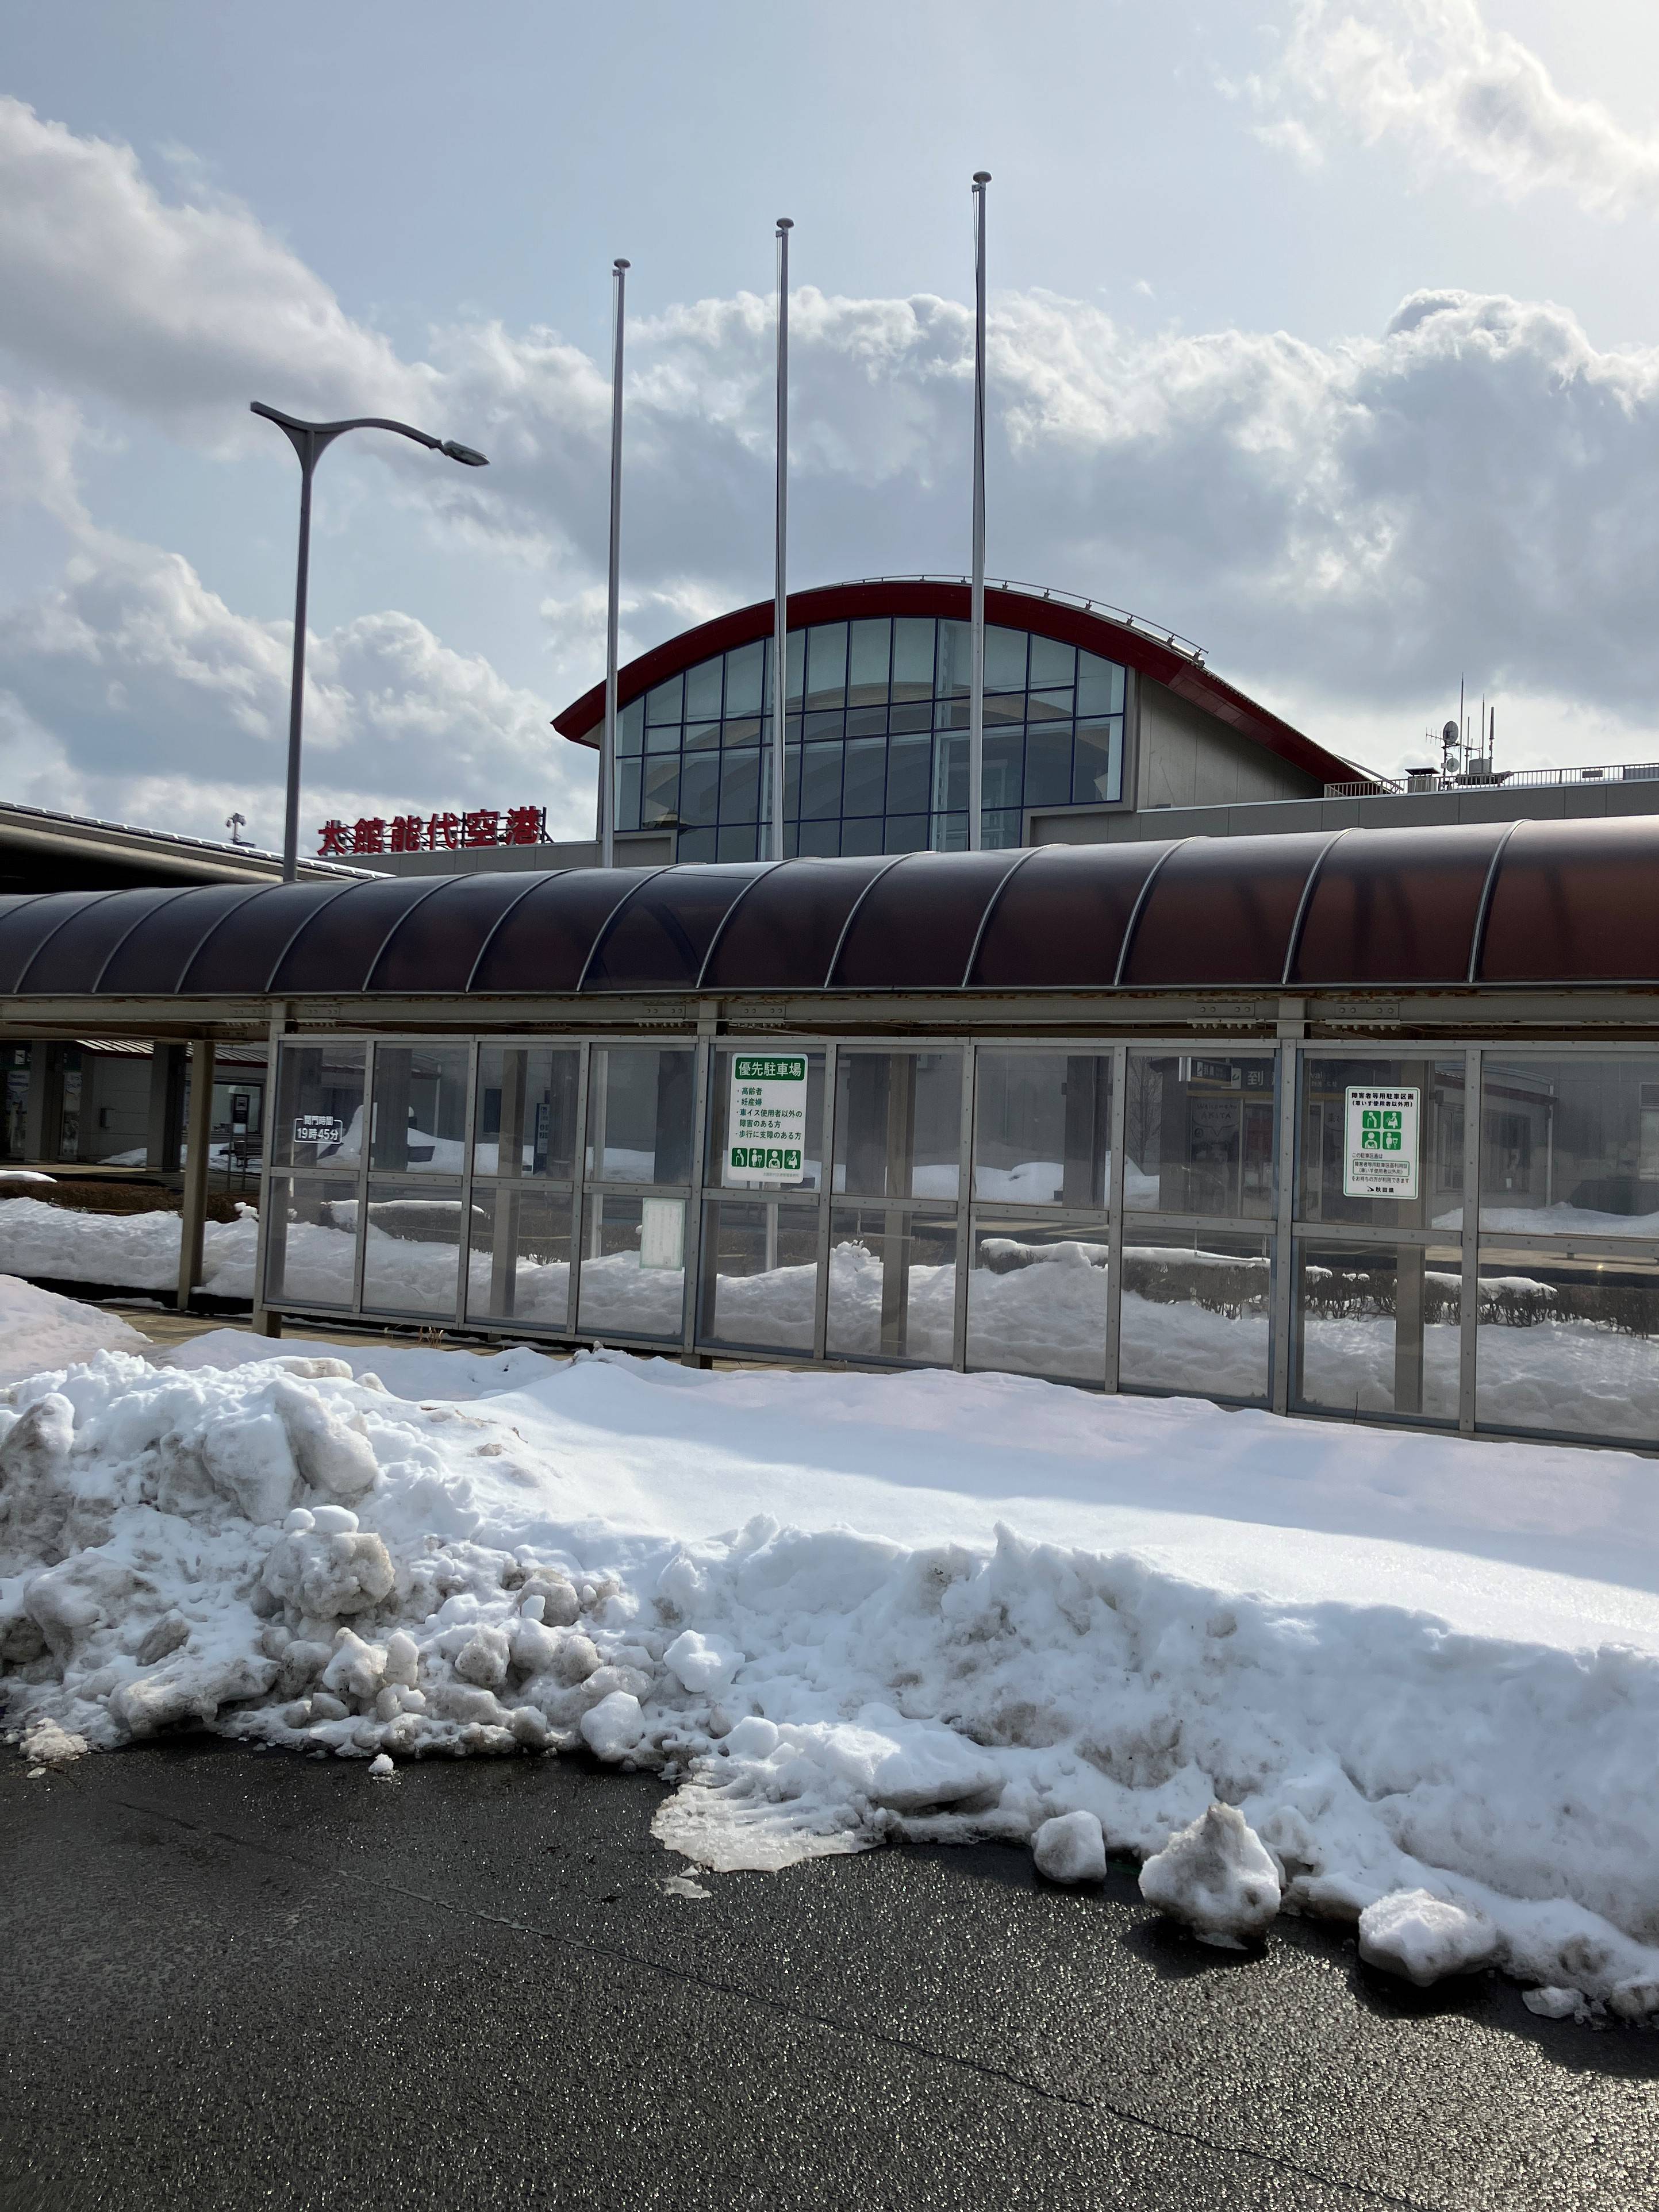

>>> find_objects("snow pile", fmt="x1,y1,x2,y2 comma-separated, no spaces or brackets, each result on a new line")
0,1197,259,1294
0,1276,150,1385
4,1338,1659,2017
1357,1890,1497,1986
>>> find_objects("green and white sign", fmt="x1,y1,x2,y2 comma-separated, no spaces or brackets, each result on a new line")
727,1053,808,1184
1342,1085,1420,1199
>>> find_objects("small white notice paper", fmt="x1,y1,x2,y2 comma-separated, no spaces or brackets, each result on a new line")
639,1196,685,1271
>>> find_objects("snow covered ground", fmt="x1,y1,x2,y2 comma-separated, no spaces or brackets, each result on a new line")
3,1283,1659,2019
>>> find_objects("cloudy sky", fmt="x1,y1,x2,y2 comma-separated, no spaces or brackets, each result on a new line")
3,1,1659,852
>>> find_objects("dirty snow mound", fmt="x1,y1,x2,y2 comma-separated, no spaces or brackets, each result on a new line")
1139,1802,1281,1948
1358,1890,1497,1985
1034,1809,1107,1884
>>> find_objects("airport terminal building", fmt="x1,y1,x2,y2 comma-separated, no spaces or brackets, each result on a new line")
7,578,1659,1455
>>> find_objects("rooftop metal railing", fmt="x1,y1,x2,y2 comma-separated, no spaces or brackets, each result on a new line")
851,575,1207,664
1324,762,1659,801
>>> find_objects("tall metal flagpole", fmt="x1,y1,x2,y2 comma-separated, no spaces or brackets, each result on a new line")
602,257,629,870
771,219,793,864
969,172,990,852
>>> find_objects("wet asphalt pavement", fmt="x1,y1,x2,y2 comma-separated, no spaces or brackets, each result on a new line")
2,1739,1656,2212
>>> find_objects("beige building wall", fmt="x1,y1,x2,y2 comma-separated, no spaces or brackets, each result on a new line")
1135,676,1319,811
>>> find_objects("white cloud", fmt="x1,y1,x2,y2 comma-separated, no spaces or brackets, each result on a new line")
1257,0,1659,217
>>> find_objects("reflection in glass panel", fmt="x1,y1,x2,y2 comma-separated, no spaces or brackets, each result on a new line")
678,826,717,863
1479,1056,1659,1237
708,1048,827,1190
718,824,760,861
885,814,927,853
274,1041,366,1170
646,675,683,724
1119,1234,1273,1403
1125,1054,1277,1218
1028,634,1074,688
698,1198,820,1351
587,1047,696,1183
840,818,882,856
801,744,843,820
619,700,644,755
848,618,892,704
967,1216,1110,1383
843,737,885,817
886,734,931,815
466,1186,573,1330
974,1051,1112,1204
616,757,642,832
370,1044,470,1173
263,1175,358,1307
1072,720,1122,805
682,720,720,752
642,757,679,825
360,1178,465,1318
934,732,967,815
1299,1057,1466,1232
1024,726,1072,807
805,622,848,709
578,1192,685,1340
936,620,972,698
827,1205,957,1363
725,640,765,717
679,754,720,826
685,656,723,721
984,624,1028,691
645,713,681,756
473,1047,578,1179
1474,1247,1659,1441
719,750,760,824
1294,1240,1460,1422
892,617,935,699
1076,653,1126,716
835,1051,963,1199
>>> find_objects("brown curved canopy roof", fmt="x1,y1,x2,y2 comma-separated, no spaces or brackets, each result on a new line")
1,818,1656,1001
551,578,1366,791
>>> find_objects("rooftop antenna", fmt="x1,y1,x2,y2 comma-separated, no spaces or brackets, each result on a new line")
225,811,247,846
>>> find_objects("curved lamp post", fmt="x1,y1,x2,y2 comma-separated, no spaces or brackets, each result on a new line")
251,401,489,882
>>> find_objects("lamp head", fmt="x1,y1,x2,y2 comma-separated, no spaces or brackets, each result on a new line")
440,441,489,467
973,170,992,185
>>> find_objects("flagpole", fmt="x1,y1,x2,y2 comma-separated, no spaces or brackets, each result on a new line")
969,172,990,852
771,218,793,864
602,256,629,869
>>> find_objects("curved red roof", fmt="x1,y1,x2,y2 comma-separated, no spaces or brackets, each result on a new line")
550,578,1368,792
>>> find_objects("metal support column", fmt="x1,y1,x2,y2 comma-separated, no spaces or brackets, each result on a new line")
770,219,793,864
1270,1041,1299,1414
967,171,990,853
1103,1044,1128,1395
176,1038,216,1313
601,259,629,870
1459,1045,1483,1434
249,1010,287,1336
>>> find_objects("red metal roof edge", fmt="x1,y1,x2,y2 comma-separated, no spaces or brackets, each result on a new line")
550,579,1370,791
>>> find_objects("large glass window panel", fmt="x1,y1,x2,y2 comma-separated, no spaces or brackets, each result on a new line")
967,1217,1111,1383
645,714,681,756
984,728,1024,811
1026,689,1074,724
685,656,723,721
616,757,643,831
843,737,886,818
1478,1056,1659,1236
984,625,1028,691
274,1041,366,1170
1076,653,1126,717
619,700,644,756
466,1186,573,1330
885,814,928,853
886,734,932,814
1299,1057,1467,1231
827,1205,957,1364
586,1047,696,1184
578,1192,685,1341
840,819,882,856
1294,1240,1461,1423
1119,1233,1273,1403
889,700,932,734
473,1046,578,1179
1475,1247,1659,1442
936,620,972,698
783,744,802,818
677,828,717,863
835,1050,963,1200
722,715,763,748
801,743,843,820
805,622,848,709
708,1048,827,1190
932,813,969,853
698,1198,821,1353
1023,726,1072,807
2,1043,29,1161
719,749,761,824
974,1050,1112,1204
984,693,1027,728
263,1175,359,1307
934,732,968,815
360,1179,464,1319
679,753,720,826
797,820,839,858
804,710,844,741
646,675,684,725
642,757,679,826
892,617,936,701
1126,1053,1277,1218
725,640,765,717
784,631,804,708
847,706,889,740
985,805,1020,846
1073,719,1122,804
848,618,892,705
1028,635,1074,688
717,824,760,861
371,1045,470,1173
683,720,720,753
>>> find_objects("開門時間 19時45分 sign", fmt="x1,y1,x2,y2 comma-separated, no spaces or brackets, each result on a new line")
727,1056,808,1184
1342,1086,1420,1199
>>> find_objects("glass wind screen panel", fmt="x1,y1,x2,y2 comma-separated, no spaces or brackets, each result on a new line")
464,1186,573,1331
2,1042,30,1161
973,1050,1112,1205
1474,1248,1659,1442
1124,1053,1276,1219
826,1205,957,1364
698,1198,820,1353
263,1176,359,1308
708,1048,826,1190
360,1180,465,1318
370,1045,469,1173
1293,1240,1461,1424
967,1217,1110,1384
586,1047,695,1183
273,1041,366,1170
578,1193,685,1341
834,1050,963,1199
1297,1057,1466,1232
473,1047,578,1179
1119,1234,1273,1404
1478,1056,1659,1236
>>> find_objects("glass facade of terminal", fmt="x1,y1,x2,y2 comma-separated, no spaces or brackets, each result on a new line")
265,1034,1659,1452
612,616,1127,859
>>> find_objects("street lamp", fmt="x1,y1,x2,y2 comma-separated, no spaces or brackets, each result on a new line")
250,401,489,882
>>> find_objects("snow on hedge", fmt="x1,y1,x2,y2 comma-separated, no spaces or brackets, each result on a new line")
0,1276,150,1385
0,1197,259,1293
3,1311,1659,2017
